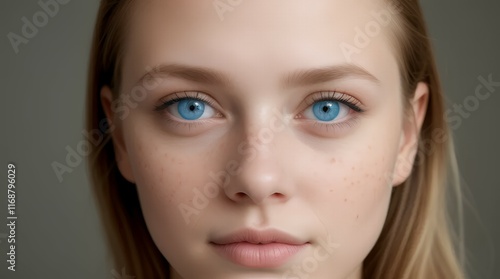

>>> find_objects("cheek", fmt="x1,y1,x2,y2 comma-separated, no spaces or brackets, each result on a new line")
128,141,213,216
303,146,398,262
123,133,211,238
123,124,234,252
124,144,207,275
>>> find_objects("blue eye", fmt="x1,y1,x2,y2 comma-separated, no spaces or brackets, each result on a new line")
165,98,217,120
177,99,205,120
304,100,350,122
312,101,340,121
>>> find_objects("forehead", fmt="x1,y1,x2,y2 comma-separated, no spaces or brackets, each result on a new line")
122,0,400,90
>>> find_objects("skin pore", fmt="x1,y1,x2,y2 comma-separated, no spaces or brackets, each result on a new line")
101,0,428,278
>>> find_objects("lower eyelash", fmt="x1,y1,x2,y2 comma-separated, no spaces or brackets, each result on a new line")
161,115,220,131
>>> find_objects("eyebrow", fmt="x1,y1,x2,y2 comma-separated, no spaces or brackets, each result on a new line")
138,64,233,87
138,63,380,88
282,64,380,87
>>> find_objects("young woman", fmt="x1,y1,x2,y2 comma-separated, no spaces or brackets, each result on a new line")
86,0,465,278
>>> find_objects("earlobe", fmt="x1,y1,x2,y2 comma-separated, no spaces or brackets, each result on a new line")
392,82,429,186
100,86,136,183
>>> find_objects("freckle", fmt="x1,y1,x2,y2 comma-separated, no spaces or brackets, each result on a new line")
350,182,354,186
343,177,347,181
356,215,359,219
344,198,347,202
352,166,356,171
368,145,372,150
329,189,333,193
330,157,336,164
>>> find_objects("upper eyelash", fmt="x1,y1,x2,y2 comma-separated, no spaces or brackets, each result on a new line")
153,90,365,117
154,91,218,112
305,91,364,113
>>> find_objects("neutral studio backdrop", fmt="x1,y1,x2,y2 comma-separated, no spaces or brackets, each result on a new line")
1,0,499,278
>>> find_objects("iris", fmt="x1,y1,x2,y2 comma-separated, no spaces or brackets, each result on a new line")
177,98,205,120
312,101,340,122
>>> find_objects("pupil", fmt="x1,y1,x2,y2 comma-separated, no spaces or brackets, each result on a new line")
322,106,329,112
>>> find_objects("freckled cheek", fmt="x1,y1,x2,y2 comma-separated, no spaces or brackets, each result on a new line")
308,153,395,223
130,151,211,204
305,157,394,260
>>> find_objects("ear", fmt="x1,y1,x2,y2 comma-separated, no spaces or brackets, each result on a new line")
392,82,429,186
100,86,136,183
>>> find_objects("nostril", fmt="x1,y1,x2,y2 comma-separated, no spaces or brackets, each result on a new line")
235,192,285,200
235,192,247,199
271,192,286,199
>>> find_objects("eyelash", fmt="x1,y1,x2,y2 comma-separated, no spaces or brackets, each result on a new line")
154,91,218,112
297,91,365,133
304,91,364,113
154,90,365,133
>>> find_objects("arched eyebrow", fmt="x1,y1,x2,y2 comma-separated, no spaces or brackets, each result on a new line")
137,64,233,87
137,63,380,88
282,64,380,88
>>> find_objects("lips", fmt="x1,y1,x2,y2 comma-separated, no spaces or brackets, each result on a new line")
210,228,309,268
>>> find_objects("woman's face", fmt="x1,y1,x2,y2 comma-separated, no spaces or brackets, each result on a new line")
103,0,426,278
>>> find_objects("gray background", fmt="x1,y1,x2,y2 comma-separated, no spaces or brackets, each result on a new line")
1,0,499,278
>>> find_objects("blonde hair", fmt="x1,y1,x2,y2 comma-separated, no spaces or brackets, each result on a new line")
86,0,465,278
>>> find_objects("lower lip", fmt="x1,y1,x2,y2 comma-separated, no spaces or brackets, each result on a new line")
211,242,307,268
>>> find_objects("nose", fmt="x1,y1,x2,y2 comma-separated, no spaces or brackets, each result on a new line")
223,128,294,205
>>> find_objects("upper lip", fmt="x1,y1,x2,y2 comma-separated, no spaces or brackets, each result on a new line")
210,228,307,245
